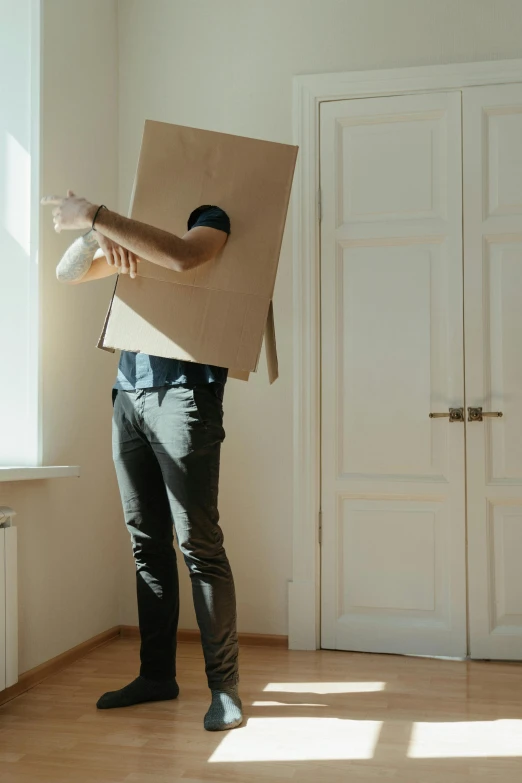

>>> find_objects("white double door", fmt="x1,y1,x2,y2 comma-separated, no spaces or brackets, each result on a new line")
320,84,522,659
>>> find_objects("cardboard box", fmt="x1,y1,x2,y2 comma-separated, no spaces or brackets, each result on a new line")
98,121,298,382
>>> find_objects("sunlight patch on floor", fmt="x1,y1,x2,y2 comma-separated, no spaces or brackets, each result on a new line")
252,700,328,707
209,717,383,762
263,681,386,694
408,720,522,758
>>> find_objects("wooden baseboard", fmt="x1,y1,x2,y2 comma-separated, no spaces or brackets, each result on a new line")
120,625,289,648
0,626,120,708
0,625,288,707
119,625,142,639
236,632,289,648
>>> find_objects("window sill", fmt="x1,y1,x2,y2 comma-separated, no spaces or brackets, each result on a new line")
0,466,81,482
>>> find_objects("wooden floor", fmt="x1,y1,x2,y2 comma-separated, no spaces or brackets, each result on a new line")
2,639,522,782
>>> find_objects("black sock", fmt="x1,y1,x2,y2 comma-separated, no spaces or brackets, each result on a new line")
204,685,243,731
96,676,179,709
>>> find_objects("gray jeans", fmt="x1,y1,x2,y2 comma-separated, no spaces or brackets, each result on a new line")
112,383,239,689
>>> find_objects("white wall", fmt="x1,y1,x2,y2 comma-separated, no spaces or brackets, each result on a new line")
117,0,522,636
0,0,123,674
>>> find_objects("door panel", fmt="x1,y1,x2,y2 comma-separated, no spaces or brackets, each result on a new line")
339,239,453,479
464,84,522,659
320,92,466,656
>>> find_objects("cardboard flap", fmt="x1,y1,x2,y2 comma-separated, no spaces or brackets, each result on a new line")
97,279,118,353
102,275,270,373
265,300,279,384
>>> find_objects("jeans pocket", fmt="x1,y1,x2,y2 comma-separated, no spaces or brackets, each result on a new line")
189,387,208,428
209,382,225,403
192,385,226,436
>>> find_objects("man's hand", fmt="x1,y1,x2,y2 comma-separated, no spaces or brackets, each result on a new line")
41,190,97,232
94,230,139,279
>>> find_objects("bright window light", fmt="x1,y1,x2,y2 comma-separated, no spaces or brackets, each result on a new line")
4,132,31,254
209,717,383,762
408,720,522,758
0,0,40,467
263,681,386,694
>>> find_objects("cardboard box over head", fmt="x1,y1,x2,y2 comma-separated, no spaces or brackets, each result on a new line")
97,121,298,383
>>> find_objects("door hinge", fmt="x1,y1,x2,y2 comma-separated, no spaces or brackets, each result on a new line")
317,189,322,222
318,510,323,545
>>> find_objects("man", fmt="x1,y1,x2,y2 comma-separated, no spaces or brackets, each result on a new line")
42,191,242,731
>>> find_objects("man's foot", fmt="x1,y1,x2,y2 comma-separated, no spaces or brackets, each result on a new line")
96,676,179,709
204,684,243,731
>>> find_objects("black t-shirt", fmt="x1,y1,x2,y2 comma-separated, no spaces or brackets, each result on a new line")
114,205,231,391
188,204,231,234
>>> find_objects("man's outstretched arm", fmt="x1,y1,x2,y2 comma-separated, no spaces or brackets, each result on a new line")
93,209,227,273
42,192,228,274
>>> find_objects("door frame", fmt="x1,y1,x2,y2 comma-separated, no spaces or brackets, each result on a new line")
290,58,522,651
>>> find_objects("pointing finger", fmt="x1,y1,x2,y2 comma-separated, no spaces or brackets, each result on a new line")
41,195,63,206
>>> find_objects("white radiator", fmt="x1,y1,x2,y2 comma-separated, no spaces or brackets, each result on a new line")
0,506,18,691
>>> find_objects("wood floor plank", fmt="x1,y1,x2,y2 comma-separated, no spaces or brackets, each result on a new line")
2,639,522,781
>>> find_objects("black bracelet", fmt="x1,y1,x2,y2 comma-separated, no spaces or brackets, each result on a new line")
92,204,107,230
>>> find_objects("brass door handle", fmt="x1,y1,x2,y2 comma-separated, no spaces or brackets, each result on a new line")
468,407,503,422
429,408,464,422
